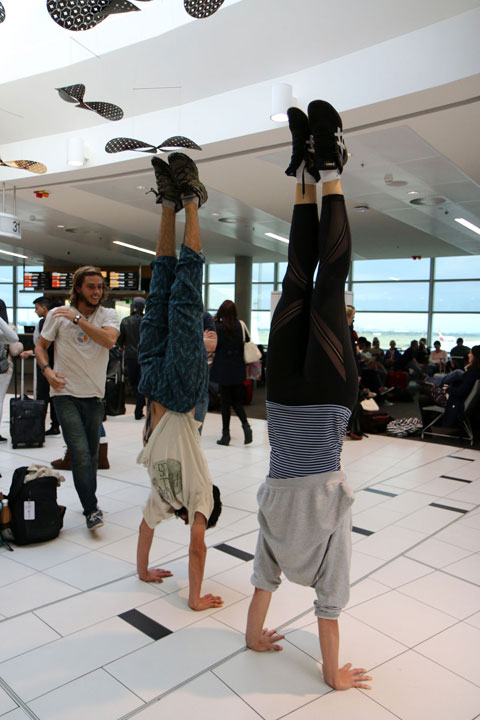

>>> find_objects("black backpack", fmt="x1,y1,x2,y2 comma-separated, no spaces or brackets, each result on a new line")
7,467,65,545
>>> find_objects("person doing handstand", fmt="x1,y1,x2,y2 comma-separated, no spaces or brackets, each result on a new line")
245,100,372,690
136,153,223,611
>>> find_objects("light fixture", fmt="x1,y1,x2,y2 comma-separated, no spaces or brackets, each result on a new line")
136,185,146,190
67,137,86,167
57,224,64,228
113,240,155,256
270,83,293,123
407,191,419,195
454,218,480,236
211,212,220,217
0,249,28,258
265,232,289,244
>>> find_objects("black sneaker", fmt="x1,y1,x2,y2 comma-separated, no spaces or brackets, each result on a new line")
285,107,319,182
45,426,61,436
307,99,348,174
151,156,182,211
86,509,104,530
168,152,208,208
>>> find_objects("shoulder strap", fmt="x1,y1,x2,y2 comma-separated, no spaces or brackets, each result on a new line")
239,320,250,342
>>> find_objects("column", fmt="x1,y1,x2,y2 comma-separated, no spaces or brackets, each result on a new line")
235,256,252,329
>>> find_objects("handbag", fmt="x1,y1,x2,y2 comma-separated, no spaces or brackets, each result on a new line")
240,321,261,364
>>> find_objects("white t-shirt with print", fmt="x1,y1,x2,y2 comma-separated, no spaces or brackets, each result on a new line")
41,305,119,398
138,410,214,529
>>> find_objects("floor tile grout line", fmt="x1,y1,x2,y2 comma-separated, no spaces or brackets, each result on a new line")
210,670,267,719
0,676,40,720
0,525,262,626
114,645,249,720
411,644,480,690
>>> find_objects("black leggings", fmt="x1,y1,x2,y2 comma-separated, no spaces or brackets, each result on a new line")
220,384,248,431
267,195,357,410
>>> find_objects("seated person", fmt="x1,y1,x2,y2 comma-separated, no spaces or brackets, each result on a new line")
371,337,384,364
383,339,401,370
419,346,480,429
401,340,424,380
136,153,223,612
426,340,448,375
450,337,470,370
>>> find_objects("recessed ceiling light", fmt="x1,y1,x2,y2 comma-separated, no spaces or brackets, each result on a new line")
353,205,369,213
113,240,155,255
265,232,289,243
454,218,480,236
407,191,419,195
218,217,248,224
211,212,220,217
0,249,28,258
136,185,146,190
57,224,64,228
410,196,446,206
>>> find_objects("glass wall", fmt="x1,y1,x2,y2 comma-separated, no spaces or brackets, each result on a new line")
2,255,478,350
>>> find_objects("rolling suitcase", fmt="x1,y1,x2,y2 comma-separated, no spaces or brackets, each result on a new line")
10,357,45,449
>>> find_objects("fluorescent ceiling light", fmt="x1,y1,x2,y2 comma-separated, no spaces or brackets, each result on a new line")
454,217,480,236
0,249,28,258
265,232,289,244
113,240,155,255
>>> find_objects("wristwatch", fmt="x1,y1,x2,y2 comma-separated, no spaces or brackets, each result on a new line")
73,314,81,325
40,363,50,373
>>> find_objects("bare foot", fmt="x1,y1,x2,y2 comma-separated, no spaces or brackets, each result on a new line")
326,663,372,691
247,628,285,652
139,568,173,583
188,594,224,611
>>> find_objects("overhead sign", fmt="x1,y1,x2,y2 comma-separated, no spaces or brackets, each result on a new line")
0,212,21,240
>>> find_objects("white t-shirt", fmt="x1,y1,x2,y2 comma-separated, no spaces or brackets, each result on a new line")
41,305,119,398
138,410,214,529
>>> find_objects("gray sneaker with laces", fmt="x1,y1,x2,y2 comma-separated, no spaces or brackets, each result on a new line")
86,509,104,530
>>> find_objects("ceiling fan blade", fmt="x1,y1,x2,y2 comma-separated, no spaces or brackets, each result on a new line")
105,137,156,153
85,101,124,121
157,136,202,151
184,0,224,19
46,0,109,31
5,160,47,175
56,84,86,104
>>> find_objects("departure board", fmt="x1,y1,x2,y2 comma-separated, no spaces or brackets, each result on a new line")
108,271,138,289
51,272,74,289
24,271,50,289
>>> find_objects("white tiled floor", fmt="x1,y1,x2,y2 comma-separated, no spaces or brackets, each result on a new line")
1,404,480,719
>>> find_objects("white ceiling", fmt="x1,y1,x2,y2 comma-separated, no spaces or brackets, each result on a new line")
0,0,479,269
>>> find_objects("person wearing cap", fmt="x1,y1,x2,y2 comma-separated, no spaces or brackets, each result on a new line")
118,297,146,420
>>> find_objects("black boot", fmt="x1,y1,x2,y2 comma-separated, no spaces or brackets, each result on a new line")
242,422,253,445
217,432,231,446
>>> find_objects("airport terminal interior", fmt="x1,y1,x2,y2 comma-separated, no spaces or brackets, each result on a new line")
0,1,480,718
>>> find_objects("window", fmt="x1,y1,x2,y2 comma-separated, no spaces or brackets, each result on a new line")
208,264,235,283
354,312,428,350
353,282,429,312
435,256,480,280
252,263,275,282
207,284,235,314
353,258,430,281
252,283,274,310
433,281,480,312
251,311,271,345
431,314,480,349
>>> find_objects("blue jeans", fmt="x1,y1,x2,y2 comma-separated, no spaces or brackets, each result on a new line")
53,395,105,516
194,392,209,435
138,245,208,413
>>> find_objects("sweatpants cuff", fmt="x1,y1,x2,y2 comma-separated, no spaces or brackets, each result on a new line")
250,573,281,593
314,602,343,620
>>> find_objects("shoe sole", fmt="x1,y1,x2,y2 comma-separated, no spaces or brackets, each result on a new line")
151,156,181,210
168,152,208,207
285,107,310,177
87,520,104,530
308,99,347,172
